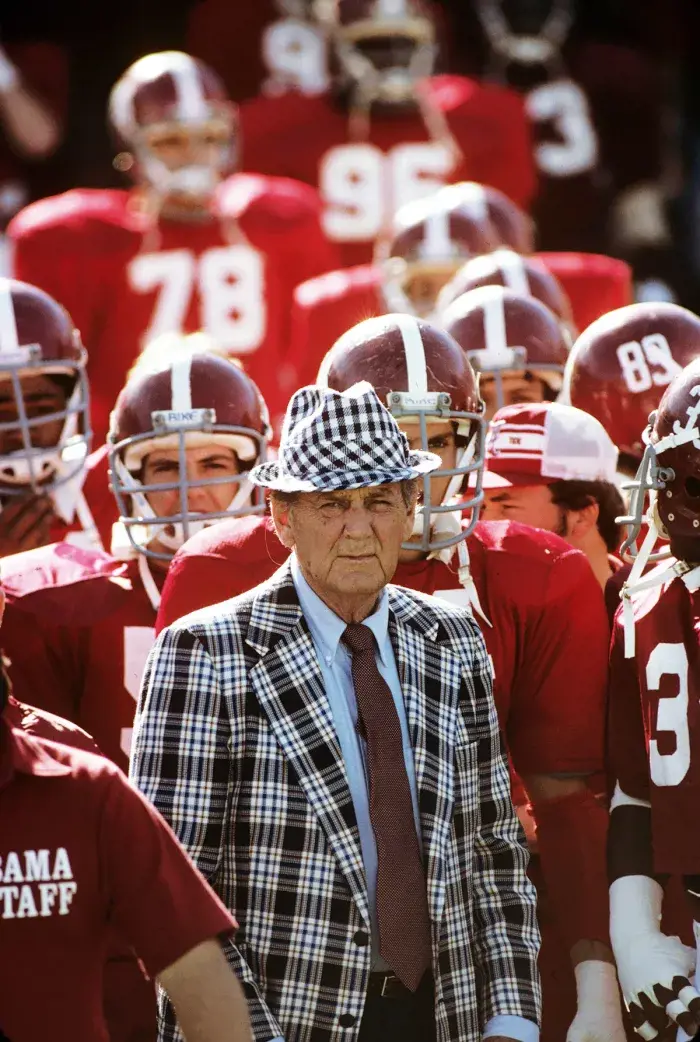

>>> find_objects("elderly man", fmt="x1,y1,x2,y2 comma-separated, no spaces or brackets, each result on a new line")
131,381,541,1042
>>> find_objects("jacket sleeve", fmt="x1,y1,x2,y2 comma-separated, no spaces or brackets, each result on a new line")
458,618,542,1029
130,623,283,1042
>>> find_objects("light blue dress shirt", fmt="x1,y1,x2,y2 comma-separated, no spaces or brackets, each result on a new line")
266,557,539,1042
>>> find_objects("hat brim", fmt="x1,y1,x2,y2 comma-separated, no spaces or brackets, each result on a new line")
250,449,442,492
469,468,557,489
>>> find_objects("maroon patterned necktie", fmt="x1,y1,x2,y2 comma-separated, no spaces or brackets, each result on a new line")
342,622,432,991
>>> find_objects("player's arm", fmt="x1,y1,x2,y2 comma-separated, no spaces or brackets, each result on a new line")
457,616,541,1034
607,620,700,1040
508,549,623,1041
157,940,251,1042
129,624,283,1037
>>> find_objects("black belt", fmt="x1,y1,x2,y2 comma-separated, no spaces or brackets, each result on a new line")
367,971,423,999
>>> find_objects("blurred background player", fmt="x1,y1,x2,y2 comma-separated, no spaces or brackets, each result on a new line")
441,284,570,418
564,301,700,479
156,312,623,1042
0,337,270,773
238,0,537,267
607,356,700,1042
0,278,100,557
288,180,535,390
8,50,338,443
478,401,624,589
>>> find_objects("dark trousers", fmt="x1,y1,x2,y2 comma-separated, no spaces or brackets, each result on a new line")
358,972,436,1042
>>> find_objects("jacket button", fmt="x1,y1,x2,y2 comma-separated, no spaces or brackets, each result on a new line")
353,930,369,946
339,1013,356,1028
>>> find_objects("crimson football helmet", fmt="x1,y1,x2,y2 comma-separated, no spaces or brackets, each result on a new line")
317,0,437,110
439,182,535,254
318,312,486,552
442,285,570,418
563,302,700,468
437,248,574,330
0,278,90,498
108,51,236,202
377,192,500,316
109,351,269,560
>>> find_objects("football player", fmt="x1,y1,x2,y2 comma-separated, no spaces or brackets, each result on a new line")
286,182,527,391
441,284,570,418
564,302,700,479
8,50,339,443
436,246,634,336
607,355,700,1041
238,0,536,267
0,278,103,556
0,339,270,772
458,0,667,261
156,313,625,1042
479,401,624,589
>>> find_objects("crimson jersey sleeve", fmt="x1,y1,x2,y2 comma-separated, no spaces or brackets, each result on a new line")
156,516,288,633
607,611,650,804
287,266,383,392
538,252,633,333
96,757,236,976
501,542,609,778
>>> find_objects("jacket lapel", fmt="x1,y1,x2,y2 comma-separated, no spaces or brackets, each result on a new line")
388,587,463,927
247,561,370,927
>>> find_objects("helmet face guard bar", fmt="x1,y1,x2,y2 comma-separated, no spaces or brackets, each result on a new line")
0,354,91,496
468,347,565,412
617,416,674,564
109,421,268,562
387,389,486,553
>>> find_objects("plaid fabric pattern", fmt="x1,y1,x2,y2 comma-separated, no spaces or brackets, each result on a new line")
130,562,541,1042
250,381,440,491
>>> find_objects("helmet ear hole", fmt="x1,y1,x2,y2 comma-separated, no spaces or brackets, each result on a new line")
685,475,700,499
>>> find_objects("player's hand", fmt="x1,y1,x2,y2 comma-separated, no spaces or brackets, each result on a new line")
567,959,627,1042
0,495,55,556
616,932,699,1040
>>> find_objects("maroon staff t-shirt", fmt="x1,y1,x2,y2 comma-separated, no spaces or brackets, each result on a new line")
0,722,237,1042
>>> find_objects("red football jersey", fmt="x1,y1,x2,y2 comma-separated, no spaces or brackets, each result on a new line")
239,76,536,268
9,177,339,442
1,543,161,772
287,250,633,390
158,514,608,779
609,569,700,874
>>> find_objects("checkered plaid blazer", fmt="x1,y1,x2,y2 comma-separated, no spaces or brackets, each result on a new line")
131,561,540,1042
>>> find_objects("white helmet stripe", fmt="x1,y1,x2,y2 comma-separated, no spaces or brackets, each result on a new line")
494,250,530,296
0,279,20,356
420,210,453,261
396,314,428,393
377,0,408,15
441,182,488,223
481,290,512,365
170,355,193,411
171,55,209,122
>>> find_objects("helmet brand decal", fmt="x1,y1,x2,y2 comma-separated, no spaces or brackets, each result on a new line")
152,407,216,431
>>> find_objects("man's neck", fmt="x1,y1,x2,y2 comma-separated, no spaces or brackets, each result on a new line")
297,564,380,624
576,531,614,591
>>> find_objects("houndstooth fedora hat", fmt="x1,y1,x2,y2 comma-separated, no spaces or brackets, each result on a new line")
250,381,441,492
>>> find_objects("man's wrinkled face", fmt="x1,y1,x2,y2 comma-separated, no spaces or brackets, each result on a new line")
481,482,566,535
0,373,68,458
271,484,415,607
479,370,547,420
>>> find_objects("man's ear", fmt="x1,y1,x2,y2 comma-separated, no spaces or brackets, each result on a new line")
569,501,599,540
401,492,418,542
269,496,296,550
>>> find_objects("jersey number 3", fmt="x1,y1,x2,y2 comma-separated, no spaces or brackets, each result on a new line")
648,642,691,787
128,246,267,353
